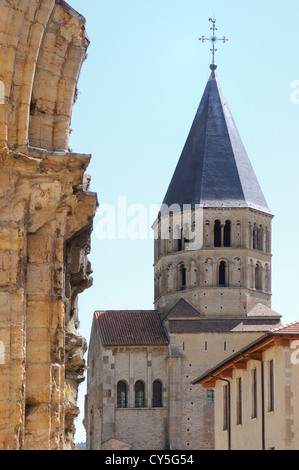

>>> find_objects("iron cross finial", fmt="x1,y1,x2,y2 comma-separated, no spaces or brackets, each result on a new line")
199,18,228,71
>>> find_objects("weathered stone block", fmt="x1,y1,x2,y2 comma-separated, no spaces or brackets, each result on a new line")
0,292,11,325
27,235,53,263
26,328,52,364
27,264,52,295
0,252,17,285
0,168,10,195
26,296,51,328
0,0,96,451
26,364,51,404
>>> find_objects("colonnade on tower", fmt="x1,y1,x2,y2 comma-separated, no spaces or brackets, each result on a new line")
153,205,273,316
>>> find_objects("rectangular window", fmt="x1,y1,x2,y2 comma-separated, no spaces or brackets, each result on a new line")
223,384,229,431
268,360,274,412
236,377,242,425
251,368,257,419
207,388,215,404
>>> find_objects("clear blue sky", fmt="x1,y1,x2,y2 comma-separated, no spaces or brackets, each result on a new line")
69,0,299,442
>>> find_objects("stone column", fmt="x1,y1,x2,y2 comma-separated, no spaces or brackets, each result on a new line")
167,344,182,449
147,351,152,408
0,0,97,451
25,228,65,450
101,350,115,445
0,210,27,450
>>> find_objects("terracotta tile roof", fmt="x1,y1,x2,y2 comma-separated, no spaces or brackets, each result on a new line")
271,320,299,335
192,319,299,386
94,310,169,347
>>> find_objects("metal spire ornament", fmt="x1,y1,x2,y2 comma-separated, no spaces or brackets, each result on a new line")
199,18,228,71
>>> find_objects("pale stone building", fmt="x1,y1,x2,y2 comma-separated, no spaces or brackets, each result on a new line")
195,321,299,450
85,66,282,449
0,0,97,450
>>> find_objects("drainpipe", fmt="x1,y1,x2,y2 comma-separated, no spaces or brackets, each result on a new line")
210,375,231,450
242,355,265,450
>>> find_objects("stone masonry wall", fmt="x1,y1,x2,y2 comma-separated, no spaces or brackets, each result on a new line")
168,330,270,449
86,323,168,450
0,0,97,450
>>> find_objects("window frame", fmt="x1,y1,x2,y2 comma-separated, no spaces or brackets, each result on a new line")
214,219,222,247
236,377,242,426
251,368,258,419
268,360,275,412
223,220,231,247
223,384,229,431
152,380,163,408
135,380,145,408
117,380,128,409
219,260,226,286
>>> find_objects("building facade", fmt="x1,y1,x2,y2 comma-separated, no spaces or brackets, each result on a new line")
195,322,299,450
85,66,282,450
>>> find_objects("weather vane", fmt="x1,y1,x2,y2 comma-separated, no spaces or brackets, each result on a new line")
199,18,228,70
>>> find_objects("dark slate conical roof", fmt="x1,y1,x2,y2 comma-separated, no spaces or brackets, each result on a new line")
160,71,270,215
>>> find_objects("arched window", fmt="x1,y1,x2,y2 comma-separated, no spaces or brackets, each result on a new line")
265,263,270,292
135,381,145,408
174,225,183,252
253,224,257,249
152,380,163,407
224,220,231,247
219,261,226,286
157,222,161,259
205,220,210,247
179,264,187,290
214,220,221,247
183,223,189,246
257,226,263,251
255,264,261,290
117,381,127,408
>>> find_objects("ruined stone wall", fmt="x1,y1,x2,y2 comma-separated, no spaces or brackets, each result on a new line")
0,0,97,450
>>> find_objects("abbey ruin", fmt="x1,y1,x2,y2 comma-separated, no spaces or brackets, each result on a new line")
0,0,97,450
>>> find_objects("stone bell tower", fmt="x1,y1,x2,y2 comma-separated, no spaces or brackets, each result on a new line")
151,29,280,449
153,70,273,319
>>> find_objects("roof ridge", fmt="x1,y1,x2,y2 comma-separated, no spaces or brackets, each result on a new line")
95,309,157,314
271,320,299,333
